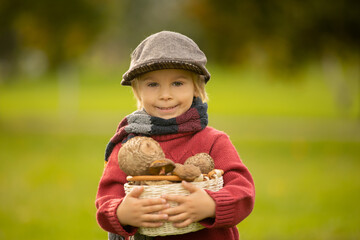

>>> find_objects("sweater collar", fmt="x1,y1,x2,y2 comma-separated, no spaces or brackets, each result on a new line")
152,131,196,142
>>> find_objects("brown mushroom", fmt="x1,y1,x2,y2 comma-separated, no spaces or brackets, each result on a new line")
184,153,215,174
173,163,202,182
148,159,176,175
118,136,165,176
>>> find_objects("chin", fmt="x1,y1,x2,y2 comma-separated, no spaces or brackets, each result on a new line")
159,115,176,119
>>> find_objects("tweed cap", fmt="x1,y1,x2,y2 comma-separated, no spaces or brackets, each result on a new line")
121,31,210,86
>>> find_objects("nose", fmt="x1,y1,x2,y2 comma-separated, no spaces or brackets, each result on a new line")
158,86,172,100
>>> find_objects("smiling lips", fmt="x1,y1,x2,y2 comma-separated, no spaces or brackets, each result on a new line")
157,105,178,111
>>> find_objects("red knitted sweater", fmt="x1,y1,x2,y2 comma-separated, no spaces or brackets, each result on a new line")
96,126,255,240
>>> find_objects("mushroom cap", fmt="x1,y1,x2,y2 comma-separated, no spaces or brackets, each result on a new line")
184,153,215,174
118,136,165,176
173,164,202,182
148,159,176,175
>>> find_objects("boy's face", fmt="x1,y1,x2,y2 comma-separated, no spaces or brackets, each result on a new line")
136,69,197,119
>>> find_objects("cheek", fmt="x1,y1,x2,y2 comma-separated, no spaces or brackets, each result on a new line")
139,92,155,107
137,88,149,100
185,93,195,106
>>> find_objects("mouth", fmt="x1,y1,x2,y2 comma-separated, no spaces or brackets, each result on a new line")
156,105,179,111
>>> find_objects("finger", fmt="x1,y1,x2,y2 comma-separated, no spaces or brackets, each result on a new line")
141,212,169,222
128,186,144,198
167,212,188,223
173,218,193,228
142,202,170,214
162,194,186,203
161,205,182,217
141,197,167,207
181,181,199,193
141,221,165,228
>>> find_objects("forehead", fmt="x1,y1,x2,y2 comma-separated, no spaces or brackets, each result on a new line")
139,69,194,80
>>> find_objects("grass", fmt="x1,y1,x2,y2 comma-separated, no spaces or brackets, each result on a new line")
237,140,360,240
0,131,106,239
0,66,359,239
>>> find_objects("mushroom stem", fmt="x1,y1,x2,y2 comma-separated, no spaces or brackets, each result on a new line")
159,167,166,175
208,169,224,179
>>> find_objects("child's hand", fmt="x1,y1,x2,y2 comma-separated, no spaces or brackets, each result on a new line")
116,186,169,228
162,181,216,228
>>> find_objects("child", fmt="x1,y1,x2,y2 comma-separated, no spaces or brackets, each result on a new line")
96,31,255,240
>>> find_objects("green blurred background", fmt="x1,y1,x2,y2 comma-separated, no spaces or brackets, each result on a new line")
0,0,359,239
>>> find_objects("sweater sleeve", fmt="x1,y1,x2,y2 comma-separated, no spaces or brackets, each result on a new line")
200,132,255,229
95,143,137,237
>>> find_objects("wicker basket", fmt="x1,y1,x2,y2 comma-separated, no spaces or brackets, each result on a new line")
124,176,223,236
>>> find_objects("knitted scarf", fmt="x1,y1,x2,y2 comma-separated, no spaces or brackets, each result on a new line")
104,97,208,163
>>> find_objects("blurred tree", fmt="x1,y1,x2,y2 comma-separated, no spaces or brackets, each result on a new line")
184,0,360,73
1,0,359,81
113,0,199,52
0,0,107,79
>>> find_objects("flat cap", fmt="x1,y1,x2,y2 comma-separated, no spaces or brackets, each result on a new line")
121,31,210,86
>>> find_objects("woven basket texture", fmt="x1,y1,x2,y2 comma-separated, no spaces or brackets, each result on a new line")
124,176,223,236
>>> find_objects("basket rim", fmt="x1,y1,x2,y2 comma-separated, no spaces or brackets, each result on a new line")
124,176,223,189
126,169,224,182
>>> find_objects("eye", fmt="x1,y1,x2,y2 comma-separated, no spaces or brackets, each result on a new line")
172,81,183,87
147,82,158,87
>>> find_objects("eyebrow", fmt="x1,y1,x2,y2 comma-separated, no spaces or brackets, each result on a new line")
140,73,192,81
140,76,155,82
173,75,191,80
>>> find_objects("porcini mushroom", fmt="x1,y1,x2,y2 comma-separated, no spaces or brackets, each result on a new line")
184,153,215,174
148,159,176,175
173,163,202,182
118,136,165,176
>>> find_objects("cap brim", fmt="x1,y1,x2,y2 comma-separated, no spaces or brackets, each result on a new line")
121,60,210,86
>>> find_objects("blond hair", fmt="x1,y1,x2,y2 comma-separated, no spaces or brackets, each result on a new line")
131,73,208,110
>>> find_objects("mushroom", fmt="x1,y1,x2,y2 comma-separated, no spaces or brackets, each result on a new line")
208,169,224,179
118,136,165,176
173,163,202,182
184,153,215,174
148,159,176,175
193,174,204,182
